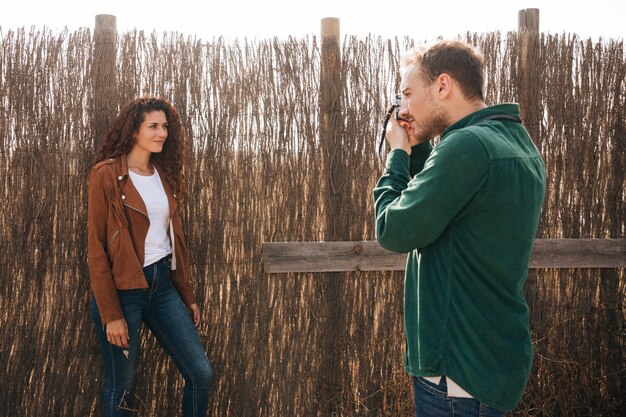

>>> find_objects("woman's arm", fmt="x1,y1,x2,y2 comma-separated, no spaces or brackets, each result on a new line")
87,168,125,325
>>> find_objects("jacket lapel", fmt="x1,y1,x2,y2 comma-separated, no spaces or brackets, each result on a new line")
154,163,178,217
116,154,148,217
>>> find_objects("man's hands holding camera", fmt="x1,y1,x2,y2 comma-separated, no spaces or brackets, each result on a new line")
379,92,432,156
385,107,419,155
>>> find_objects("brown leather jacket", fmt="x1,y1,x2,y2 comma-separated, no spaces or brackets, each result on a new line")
87,154,196,324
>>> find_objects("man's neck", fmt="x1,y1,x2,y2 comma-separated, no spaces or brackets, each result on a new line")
446,100,487,127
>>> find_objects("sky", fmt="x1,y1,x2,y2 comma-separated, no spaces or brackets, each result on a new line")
1,0,624,42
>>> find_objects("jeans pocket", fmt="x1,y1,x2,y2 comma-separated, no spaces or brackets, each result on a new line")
414,377,448,398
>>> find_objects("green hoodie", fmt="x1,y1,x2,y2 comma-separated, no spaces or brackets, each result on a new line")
373,103,546,411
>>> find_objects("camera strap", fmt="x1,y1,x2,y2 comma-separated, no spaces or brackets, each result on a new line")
378,104,401,154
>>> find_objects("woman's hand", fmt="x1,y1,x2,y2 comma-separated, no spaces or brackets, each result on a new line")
189,303,201,327
106,318,129,348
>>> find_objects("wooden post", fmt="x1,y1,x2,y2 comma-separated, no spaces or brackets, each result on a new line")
320,17,342,239
517,8,542,322
93,14,118,150
317,17,344,416
517,8,543,242
517,9,541,143
518,8,540,33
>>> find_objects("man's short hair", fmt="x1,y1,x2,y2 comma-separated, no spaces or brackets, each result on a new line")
401,40,485,101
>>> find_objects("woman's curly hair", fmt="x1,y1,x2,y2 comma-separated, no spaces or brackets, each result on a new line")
93,96,186,197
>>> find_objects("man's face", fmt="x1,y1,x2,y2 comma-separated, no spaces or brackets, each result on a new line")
398,64,448,142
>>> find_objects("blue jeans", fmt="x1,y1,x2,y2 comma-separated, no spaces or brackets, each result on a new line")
412,376,506,417
91,256,213,417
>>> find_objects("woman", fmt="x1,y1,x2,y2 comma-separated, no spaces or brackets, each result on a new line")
88,96,212,416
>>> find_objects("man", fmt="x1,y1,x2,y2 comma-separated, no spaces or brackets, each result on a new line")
373,40,546,416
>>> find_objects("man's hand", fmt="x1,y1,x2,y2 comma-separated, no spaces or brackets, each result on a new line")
385,112,413,155
106,318,130,348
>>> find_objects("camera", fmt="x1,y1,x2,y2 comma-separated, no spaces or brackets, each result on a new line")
391,93,402,114
378,93,403,154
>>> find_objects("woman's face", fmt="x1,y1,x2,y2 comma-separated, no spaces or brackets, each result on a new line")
132,110,168,154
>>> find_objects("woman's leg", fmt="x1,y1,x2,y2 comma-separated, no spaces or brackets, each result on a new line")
143,259,213,417
91,295,144,417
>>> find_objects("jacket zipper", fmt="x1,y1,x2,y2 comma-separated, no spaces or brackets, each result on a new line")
123,202,148,217
107,229,120,249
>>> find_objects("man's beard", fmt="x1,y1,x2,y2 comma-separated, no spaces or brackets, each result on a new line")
413,112,449,143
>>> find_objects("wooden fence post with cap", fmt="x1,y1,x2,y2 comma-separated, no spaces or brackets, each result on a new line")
317,17,345,415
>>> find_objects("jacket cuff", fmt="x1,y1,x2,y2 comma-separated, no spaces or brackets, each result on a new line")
173,280,197,307
93,289,124,325
409,142,433,176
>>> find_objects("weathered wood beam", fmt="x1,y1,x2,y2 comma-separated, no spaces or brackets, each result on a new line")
263,239,626,273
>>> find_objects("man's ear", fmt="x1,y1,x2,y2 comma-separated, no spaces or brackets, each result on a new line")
436,73,452,99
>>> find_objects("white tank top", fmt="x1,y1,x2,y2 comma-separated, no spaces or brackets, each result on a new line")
128,168,172,266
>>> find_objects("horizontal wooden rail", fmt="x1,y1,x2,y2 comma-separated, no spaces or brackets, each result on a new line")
263,239,626,273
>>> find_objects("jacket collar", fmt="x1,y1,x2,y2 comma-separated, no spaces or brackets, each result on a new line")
118,152,130,177
441,103,521,139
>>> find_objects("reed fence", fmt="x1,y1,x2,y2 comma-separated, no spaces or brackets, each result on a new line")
0,17,624,416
